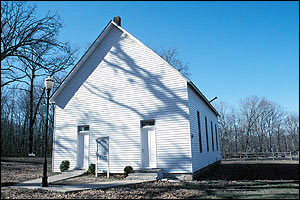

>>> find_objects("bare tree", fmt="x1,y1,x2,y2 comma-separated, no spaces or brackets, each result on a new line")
272,106,284,152
227,107,241,155
153,47,191,78
1,1,77,155
214,101,231,155
254,98,272,152
267,103,284,152
284,112,299,151
1,1,71,87
239,96,262,153
15,37,76,154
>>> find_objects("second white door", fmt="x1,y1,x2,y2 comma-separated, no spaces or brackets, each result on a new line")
141,126,156,168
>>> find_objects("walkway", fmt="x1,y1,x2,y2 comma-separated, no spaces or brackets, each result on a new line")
13,170,86,186
10,170,156,193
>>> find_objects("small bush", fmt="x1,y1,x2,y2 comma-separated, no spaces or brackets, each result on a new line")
60,160,70,172
124,166,133,177
88,163,95,175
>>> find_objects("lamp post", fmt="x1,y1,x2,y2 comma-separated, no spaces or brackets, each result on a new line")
42,76,54,187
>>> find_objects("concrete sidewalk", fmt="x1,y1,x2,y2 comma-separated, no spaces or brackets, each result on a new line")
10,179,155,193
9,170,156,193
13,170,85,186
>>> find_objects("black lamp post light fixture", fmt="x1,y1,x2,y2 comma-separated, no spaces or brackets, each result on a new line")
42,76,54,187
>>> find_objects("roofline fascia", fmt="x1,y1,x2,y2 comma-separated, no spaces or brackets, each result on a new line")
187,81,220,117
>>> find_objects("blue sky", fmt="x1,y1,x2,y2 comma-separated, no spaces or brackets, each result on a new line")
33,1,299,113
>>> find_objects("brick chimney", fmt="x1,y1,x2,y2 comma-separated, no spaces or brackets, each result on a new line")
113,16,121,26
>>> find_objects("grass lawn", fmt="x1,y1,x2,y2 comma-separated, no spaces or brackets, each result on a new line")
1,157,299,199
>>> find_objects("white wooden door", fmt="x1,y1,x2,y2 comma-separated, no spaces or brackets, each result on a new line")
141,126,156,168
77,134,84,169
141,129,150,167
77,132,89,169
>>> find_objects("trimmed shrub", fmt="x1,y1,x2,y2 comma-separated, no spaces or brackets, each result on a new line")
88,163,95,175
124,166,133,177
60,160,70,172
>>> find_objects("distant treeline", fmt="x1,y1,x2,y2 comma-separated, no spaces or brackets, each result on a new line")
213,96,299,155
1,86,55,157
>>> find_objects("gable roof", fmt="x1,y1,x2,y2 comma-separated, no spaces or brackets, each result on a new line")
50,19,219,117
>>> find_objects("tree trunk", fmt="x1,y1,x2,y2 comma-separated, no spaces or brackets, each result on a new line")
28,73,35,155
277,127,281,152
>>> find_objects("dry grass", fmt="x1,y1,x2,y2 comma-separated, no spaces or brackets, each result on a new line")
1,157,299,199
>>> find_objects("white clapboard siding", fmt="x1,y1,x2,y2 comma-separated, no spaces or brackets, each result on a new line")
187,85,221,172
52,25,192,173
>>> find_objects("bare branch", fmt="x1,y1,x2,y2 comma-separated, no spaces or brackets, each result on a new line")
152,46,191,78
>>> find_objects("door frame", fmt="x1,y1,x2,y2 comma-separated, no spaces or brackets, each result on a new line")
140,125,157,168
95,136,110,178
77,130,89,170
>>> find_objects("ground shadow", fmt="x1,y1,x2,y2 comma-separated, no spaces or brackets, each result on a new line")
197,163,299,181
1,182,18,187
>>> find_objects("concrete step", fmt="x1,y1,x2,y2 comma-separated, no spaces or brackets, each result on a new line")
133,168,163,173
127,172,158,177
126,168,164,180
126,175,157,181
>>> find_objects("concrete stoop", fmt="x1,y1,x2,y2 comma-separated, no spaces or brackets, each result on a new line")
126,168,163,181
